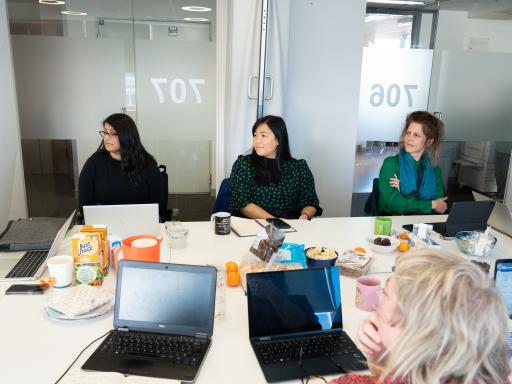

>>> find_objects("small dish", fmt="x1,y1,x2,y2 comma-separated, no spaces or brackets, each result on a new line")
366,235,400,254
455,231,497,258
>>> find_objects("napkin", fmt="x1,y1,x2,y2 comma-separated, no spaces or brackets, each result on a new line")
46,284,114,317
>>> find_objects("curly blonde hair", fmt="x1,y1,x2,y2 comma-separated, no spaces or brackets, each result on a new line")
376,249,510,384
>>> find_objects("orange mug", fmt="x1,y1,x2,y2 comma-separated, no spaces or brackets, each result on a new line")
114,234,163,271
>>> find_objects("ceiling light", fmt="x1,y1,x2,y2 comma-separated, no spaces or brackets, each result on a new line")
367,0,425,5
61,10,87,16
181,6,212,12
184,17,209,22
39,0,66,4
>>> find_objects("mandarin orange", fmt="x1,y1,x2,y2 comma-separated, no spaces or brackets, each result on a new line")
226,271,241,287
397,242,410,252
225,261,238,273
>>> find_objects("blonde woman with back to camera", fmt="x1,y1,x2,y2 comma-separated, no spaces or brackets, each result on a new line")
329,249,510,384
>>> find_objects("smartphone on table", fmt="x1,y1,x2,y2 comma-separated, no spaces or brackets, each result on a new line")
494,259,512,319
266,218,291,230
5,284,45,295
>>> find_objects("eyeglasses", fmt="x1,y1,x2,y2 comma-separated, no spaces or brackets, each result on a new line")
98,130,118,138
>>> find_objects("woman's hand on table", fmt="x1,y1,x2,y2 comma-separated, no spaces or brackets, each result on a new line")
432,197,448,213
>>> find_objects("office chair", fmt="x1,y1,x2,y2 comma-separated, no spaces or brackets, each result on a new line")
212,178,231,214
158,165,178,222
364,178,380,216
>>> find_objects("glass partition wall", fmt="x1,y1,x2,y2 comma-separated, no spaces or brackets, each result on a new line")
352,1,512,215
7,0,217,220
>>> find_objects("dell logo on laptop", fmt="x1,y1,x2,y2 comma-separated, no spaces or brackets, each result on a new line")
158,324,166,328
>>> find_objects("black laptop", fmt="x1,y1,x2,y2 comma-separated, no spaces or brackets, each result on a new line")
247,267,367,383
405,201,495,238
82,260,217,382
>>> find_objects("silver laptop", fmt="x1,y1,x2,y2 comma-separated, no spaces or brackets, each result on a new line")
472,191,512,237
0,210,75,282
83,204,160,238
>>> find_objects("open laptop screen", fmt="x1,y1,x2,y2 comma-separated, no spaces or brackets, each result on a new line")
495,259,512,319
247,267,343,338
115,261,216,336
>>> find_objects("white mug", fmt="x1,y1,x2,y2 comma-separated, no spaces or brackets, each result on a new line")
47,255,74,288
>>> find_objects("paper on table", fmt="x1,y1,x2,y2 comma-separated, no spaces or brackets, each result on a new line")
60,370,180,384
230,218,265,237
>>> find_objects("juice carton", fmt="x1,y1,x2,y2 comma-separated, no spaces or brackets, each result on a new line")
80,224,109,276
72,233,103,286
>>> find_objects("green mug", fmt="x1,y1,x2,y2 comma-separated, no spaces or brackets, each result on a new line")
374,217,392,236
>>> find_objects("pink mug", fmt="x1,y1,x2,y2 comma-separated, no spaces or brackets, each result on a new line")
355,276,381,312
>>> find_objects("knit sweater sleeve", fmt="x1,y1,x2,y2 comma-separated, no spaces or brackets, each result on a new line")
378,156,444,215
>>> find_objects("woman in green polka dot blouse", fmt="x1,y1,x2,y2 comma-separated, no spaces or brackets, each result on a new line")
229,115,322,219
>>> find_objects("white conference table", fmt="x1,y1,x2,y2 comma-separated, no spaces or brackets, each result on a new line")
1,215,511,384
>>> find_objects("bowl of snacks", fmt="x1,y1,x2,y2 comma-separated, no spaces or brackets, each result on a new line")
305,247,338,268
366,235,400,254
455,231,497,259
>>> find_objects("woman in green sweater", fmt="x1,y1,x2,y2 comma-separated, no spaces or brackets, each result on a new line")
229,115,322,219
378,111,448,215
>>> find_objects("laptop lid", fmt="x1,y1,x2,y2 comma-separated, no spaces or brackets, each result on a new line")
472,192,512,237
0,210,75,281
494,259,512,319
443,201,494,236
114,260,216,337
83,204,160,238
247,267,342,340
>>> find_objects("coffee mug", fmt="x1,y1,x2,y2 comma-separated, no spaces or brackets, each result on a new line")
211,212,231,235
374,217,392,236
355,276,381,311
47,255,74,288
166,222,189,249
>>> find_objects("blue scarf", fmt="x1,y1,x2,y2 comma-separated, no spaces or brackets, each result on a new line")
398,148,437,200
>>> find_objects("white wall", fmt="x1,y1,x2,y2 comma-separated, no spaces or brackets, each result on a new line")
0,0,27,227
465,18,512,53
284,0,366,217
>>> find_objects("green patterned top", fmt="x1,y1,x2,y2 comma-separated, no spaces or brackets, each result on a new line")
229,155,322,218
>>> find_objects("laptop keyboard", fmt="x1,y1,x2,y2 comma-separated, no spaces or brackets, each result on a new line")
254,333,359,365
100,331,208,366
5,250,49,278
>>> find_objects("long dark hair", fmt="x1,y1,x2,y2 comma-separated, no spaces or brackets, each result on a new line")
251,115,292,185
98,113,156,185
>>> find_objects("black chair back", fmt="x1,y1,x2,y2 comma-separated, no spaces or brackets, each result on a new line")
364,178,380,216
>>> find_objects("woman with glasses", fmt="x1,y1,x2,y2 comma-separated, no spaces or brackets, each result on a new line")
78,113,162,217
328,249,510,384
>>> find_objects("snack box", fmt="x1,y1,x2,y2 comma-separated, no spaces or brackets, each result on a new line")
72,233,103,286
80,224,109,276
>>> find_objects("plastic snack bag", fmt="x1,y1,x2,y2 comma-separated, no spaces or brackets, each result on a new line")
268,242,306,269
239,225,286,291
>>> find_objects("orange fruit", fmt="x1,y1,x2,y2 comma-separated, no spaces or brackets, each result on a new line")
354,247,366,254
399,232,409,240
225,261,238,273
226,271,241,287
398,242,410,252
